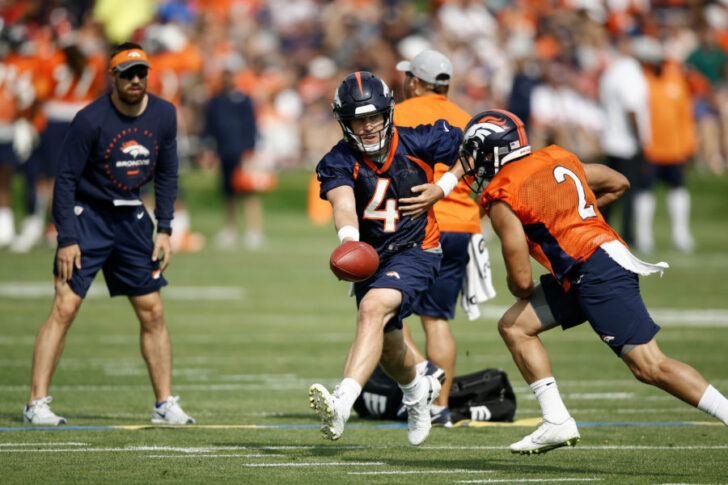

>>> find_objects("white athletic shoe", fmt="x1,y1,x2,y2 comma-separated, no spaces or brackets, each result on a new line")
214,227,238,249
404,375,441,446
510,417,580,455
9,215,44,253
151,396,195,424
309,383,349,440
23,396,67,425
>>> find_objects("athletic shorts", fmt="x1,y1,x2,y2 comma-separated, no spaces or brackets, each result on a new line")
638,162,685,190
39,121,71,177
0,142,18,166
529,247,660,357
411,231,470,319
220,156,239,197
354,246,441,332
53,200,167,298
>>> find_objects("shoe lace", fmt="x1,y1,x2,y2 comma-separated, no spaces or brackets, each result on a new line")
158,395,180,412
33,396,53,410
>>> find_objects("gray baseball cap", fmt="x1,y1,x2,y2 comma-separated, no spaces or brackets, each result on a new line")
396,49,452,85
632,36,664,65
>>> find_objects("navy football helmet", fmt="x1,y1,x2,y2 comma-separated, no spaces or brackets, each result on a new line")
459,109,531,193
333,71,395,155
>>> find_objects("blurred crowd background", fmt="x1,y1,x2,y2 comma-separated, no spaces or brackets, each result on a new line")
1,0,727,253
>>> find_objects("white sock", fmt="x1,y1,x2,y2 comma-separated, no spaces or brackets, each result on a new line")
666,187,693,249
0,207,15,245
530,377,571,424
697,385,728,426
399,373,425,403
415,361,428,375
334,377,361,411
430,404,446,413
634,191,656,252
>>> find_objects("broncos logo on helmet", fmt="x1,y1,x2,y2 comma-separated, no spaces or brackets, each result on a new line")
459,109,531,193
333,71,395,156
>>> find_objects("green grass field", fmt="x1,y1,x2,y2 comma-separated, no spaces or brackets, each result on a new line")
1,168,727,484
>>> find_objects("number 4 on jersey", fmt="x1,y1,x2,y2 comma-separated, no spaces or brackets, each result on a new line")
364,178,400,232
553,166,597,220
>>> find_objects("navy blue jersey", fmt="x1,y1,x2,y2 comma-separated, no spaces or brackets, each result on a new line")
52,93,178,247
201,90,257,161
317,120,463,254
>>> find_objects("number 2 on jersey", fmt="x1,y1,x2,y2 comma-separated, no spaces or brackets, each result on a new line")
553,166,597,220
364,179,399,232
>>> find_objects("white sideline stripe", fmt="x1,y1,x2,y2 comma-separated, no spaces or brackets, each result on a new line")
349,469,495,475
4,445,727,453
148,454,277,458
0,442,88,447
478,306,728,327
1,281,727,326
421,445,728,450
242,462,386,468
0,282,244,300
457,479,603,484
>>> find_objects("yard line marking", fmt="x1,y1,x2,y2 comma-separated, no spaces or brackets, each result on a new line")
2,282,727,326
3,444,726,454
477,306,728,327
457,479,603,484
147,454,279,458
348,469,495,475
0,282,244,301
241,462,386,467
1,420,725,432
0,442,88,447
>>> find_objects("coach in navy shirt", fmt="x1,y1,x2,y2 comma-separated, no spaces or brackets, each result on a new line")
23,43,194,426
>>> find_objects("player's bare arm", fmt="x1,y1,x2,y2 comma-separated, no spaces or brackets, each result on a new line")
56,244,82,283
152,233,172,271
326,185,359,242
584,163,629,208
490,200,534,299
399,162,464,219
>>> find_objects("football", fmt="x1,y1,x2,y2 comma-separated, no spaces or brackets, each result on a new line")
330,241,379,282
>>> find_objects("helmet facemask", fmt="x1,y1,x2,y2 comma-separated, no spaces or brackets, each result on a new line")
335,101,394,156
336,107,394,156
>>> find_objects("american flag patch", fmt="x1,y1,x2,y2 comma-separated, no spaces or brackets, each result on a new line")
510,141,520,149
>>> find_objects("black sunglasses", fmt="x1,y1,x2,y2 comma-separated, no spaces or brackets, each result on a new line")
119,67,149,80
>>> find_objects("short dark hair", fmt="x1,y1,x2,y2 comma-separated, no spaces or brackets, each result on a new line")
419,76,449,95
111,42,144,59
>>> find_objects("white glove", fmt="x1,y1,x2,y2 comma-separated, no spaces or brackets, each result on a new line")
12,118,38,162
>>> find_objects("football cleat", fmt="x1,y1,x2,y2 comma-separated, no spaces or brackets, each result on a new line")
431,406,453,428
509,417,580,455
309,383,349,440
404,375,441,446
23,396,67,425
151,395,195,424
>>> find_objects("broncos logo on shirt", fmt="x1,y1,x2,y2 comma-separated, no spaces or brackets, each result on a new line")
121,141,151,158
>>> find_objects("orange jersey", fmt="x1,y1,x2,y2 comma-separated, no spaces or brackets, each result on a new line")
37,49,107,122
147,45,204,108
393,94,480,233
643,62,695,164
481,145,623,281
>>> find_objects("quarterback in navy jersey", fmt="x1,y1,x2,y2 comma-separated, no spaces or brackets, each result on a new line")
23,43,194,427
309,71,464,446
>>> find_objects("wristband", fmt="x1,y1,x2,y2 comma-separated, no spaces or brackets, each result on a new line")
435,171,459,198
157,226,172,236
337,225,359,242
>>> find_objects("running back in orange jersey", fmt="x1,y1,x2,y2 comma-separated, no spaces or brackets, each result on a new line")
481,145,624,281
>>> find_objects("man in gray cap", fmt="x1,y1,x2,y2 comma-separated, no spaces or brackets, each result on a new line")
393,49,492,427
